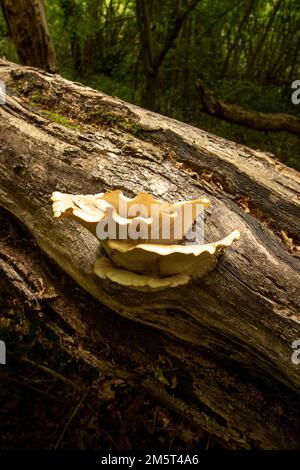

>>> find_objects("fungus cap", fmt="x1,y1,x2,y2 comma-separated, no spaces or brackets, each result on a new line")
102,229,240,276
51,190,211,244
51,190,240,291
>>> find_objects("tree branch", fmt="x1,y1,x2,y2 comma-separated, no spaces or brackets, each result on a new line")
196,78,300,136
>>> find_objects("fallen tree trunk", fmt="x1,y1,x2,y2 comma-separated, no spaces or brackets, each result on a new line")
0,60,300,449
196,78,300,136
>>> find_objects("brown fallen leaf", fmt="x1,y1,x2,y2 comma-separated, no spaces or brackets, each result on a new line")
237,196,250,213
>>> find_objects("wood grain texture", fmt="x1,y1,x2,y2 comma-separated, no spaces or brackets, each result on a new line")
1,205,300,449
0,59,299,406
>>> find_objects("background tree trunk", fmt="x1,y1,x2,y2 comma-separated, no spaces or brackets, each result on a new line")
0,0,58,73
0,61,299,449
136,0,201,112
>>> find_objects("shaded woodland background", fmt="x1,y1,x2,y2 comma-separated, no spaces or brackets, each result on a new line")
0,0,299,170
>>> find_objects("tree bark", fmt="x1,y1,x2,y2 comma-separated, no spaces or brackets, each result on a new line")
136,0,201,112
0,60,300,449
0,0,58,73
196,78,300,136
246,0,283,78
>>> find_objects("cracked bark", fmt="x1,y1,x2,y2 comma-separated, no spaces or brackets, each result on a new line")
0,60,299,449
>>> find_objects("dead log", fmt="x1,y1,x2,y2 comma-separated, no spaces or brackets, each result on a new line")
196,78,300,136
0,60,300,449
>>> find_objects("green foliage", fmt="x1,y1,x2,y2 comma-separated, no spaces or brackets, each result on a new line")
80,73,133,102
40,109,80,128
0,9,18,62
89,110,142,135
0,0,299,170
30,93,43,104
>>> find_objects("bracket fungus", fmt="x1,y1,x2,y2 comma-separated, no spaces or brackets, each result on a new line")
51,190,240,291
